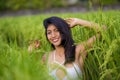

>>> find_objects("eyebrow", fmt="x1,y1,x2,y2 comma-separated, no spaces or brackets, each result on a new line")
47,30,51,32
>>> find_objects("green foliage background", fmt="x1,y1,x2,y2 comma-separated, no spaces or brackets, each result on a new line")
0,0,119,11
0,0,65,11
0,10,120,80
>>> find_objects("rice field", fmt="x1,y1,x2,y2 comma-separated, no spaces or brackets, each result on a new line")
0,10,120,80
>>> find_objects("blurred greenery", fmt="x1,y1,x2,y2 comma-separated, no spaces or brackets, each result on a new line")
0,0,119,11
0,0,66,11
0,10,120,80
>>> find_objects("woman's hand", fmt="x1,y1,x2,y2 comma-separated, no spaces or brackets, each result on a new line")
65,18,81,28
28,40,40,52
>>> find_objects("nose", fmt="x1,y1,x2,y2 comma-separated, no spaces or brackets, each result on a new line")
51,32,56,38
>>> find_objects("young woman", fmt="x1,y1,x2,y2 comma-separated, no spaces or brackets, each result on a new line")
42,16,105,80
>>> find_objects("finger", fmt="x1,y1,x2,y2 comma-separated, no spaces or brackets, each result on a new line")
65,19,73,24
65,18,73,21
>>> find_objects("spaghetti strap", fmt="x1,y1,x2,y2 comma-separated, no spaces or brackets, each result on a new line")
53,50,55,62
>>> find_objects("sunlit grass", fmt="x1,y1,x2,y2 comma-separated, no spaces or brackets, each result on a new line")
0,10,120,80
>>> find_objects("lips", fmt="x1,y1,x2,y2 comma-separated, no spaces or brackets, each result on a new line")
51,38,59,43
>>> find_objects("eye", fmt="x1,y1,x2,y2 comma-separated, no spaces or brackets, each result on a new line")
54,29,59,32
47,31,51,35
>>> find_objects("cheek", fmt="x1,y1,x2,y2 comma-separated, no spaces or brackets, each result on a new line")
47,35,53,43
47,35,50,41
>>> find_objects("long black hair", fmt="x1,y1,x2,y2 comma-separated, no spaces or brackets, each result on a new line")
43,16,76,64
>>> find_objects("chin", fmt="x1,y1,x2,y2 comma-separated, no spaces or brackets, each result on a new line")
53,43,61,47
52,41,61,46
53,44,60,47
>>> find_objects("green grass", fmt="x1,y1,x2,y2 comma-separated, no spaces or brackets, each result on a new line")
0,10,120,80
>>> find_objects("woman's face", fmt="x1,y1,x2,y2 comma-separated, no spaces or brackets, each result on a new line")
47,24,62,47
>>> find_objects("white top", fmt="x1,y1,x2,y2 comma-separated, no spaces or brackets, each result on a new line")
48,51,82,80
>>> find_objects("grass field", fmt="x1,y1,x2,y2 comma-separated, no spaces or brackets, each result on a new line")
0,10,120,80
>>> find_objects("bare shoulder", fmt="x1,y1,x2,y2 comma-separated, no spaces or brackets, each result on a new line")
42,50,54,63
75,43,87,68
75,43,86,58
76,43,85,53
48,50,54,63
48,51,54,59
42,53,47,63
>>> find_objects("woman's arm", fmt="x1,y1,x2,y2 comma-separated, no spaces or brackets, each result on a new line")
65,18,101,32
65,18,105,49
65,18,106,68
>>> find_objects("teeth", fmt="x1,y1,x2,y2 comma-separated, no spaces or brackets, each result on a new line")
53,39,58,42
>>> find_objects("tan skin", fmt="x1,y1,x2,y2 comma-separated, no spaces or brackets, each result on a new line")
42,18,106,72
28,40,40,53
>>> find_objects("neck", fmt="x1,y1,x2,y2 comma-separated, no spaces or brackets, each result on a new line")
55,46,64,57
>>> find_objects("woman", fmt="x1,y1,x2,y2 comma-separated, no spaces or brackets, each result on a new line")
42,16,105,80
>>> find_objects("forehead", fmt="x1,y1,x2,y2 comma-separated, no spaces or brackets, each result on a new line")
47,24,57,30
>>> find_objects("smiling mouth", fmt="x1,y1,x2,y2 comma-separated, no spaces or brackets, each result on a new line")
52,38,59,43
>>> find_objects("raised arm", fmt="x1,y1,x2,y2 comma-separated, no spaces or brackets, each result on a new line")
65,18,106,49
65,18,101,31
65,18,106,68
